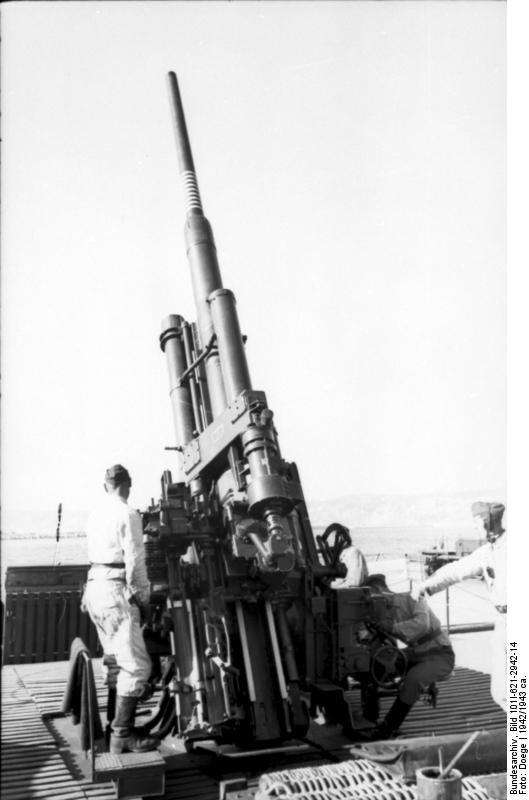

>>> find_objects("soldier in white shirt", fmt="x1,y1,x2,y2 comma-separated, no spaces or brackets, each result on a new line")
332,542,369,588
83,464,158,753
414,501,507,712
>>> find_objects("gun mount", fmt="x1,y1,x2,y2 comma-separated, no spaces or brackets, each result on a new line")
140,73,404,748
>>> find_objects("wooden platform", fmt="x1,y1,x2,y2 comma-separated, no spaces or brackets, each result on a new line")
1,664,116,800
1,659,507,800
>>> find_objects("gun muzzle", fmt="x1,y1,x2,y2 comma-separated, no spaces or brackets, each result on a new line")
167,71,203,216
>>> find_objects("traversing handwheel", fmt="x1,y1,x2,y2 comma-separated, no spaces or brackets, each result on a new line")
370,645,407,689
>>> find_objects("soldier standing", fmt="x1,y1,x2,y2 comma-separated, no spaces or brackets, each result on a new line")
83,464,159,753
414,501,507,712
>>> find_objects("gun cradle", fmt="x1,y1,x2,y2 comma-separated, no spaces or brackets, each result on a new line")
141,483,403,744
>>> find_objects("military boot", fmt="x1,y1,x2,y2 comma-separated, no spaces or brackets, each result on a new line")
359,698,412,741
109,695,160,754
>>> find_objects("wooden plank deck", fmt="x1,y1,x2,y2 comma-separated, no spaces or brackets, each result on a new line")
1,665,116,800
2,659,507,800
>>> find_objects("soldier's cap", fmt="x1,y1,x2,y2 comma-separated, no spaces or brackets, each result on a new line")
471,501,505,533
365,573,388,589
105,464,131,486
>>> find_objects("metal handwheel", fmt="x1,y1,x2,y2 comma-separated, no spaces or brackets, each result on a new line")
370,644,408,689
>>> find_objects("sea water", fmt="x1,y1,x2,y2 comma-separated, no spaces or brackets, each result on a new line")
1,525,471,596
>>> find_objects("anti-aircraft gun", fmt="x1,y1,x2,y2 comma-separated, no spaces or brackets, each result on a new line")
140,73,406,748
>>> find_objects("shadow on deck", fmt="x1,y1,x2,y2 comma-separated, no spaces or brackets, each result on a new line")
1,659,507,800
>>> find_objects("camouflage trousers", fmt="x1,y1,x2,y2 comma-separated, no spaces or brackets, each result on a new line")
83,572,151,697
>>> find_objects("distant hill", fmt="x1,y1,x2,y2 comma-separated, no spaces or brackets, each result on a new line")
306,489,505,530
2,488,505,536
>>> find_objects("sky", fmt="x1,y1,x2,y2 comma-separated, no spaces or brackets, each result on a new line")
1,0,507,534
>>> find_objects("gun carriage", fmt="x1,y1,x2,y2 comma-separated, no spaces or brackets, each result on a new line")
138,73,405,749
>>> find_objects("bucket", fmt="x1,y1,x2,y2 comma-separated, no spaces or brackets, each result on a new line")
416,767,462,800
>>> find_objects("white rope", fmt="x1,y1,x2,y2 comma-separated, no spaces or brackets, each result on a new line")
255,758,492,800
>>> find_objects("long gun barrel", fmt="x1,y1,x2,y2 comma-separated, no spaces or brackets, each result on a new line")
164,72,251,424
